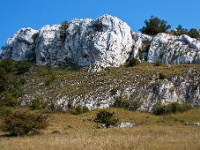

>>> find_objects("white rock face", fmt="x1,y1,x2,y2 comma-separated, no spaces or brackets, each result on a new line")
147,33,200,64
0,15,133,71
61,15,133,71
1,15,200,70
131,32,152,61
0,28,38,61
35,25,62,66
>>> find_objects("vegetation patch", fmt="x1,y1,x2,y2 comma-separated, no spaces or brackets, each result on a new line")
94,110,119,128
153,102,193,115
0,111,48,136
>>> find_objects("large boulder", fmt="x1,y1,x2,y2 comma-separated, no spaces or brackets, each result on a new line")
60,14,133,71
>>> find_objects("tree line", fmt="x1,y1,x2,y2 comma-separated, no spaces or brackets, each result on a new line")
139,16,200,38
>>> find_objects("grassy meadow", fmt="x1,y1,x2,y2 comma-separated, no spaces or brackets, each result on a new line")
1,61,200,149
0,107,200,150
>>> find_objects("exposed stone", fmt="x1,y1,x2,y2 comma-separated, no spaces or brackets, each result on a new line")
147,33,200,64
62,14,133,71
0,28,38,61
118,122,138,128
1,15,200,112
1,15,133,72
186,122,200,126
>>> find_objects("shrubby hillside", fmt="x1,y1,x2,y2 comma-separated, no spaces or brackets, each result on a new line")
0,15,200,111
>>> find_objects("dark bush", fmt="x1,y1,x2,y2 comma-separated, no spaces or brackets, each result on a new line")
127,57,140,67
153,103,165,115
154,60,162,66
188,28,200,39
0,59,16,73
94,110,119,128
0,93,18,107
0,111,48,136
153,102,192,115
59,21,69,42
171,102,181,113
114,96,129,108
171,25,188,36
180,102,192,112
171,25,200,39
30,98,48,110
139,16,171,35
74,105,82,115
44,75,56,86
0,67,9,92
132,100,142,110
32,32,39,45
159,73,167,79
16,61,32,74
67,99,74,109
0,107,13,117
110,88,118,95
82,106,90,113
74,105,90,115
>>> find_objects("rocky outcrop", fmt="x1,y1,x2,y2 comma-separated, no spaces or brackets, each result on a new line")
18,65,200,112
1,15,200,71
0,28,38,61
147,33,200,64
1,15,133,71
131,33,152,61
61,15,133,71
35,25,62,66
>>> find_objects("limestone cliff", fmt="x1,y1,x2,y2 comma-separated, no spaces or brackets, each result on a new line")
1,15,133,71
1,15,200,71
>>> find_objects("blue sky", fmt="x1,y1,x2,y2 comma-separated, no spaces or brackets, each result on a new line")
1,0,200,48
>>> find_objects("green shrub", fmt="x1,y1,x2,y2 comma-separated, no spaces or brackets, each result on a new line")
32,32,39,45
0,59,16,73
171,25,200,39
94,110,119,128
153,102,192,115
180,102,192,112
30,98,48,110
171,102,181,113
139,16,171,35
0,93,18,107
67,99,74,109
16,61,32,74
114,96,129,108
153,103,165,115
110,88,118,95
188,28,200,39
159,73,167,79
59,21,69,42
0,111,48,136
154,60,162,66
44,75,56,86
0,67,9,92
127,57,140,67
74,105,90,115
0,107,13,117
74,105,82,115
132,100,142,110
171,25,188,36
82,106,90,113
48,99,57,112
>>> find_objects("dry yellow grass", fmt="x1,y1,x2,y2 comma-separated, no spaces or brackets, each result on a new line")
0,108,200,150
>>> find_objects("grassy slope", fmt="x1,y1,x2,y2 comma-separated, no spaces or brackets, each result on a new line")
0,108,200,150
18,63,200,105
1,63,200,149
